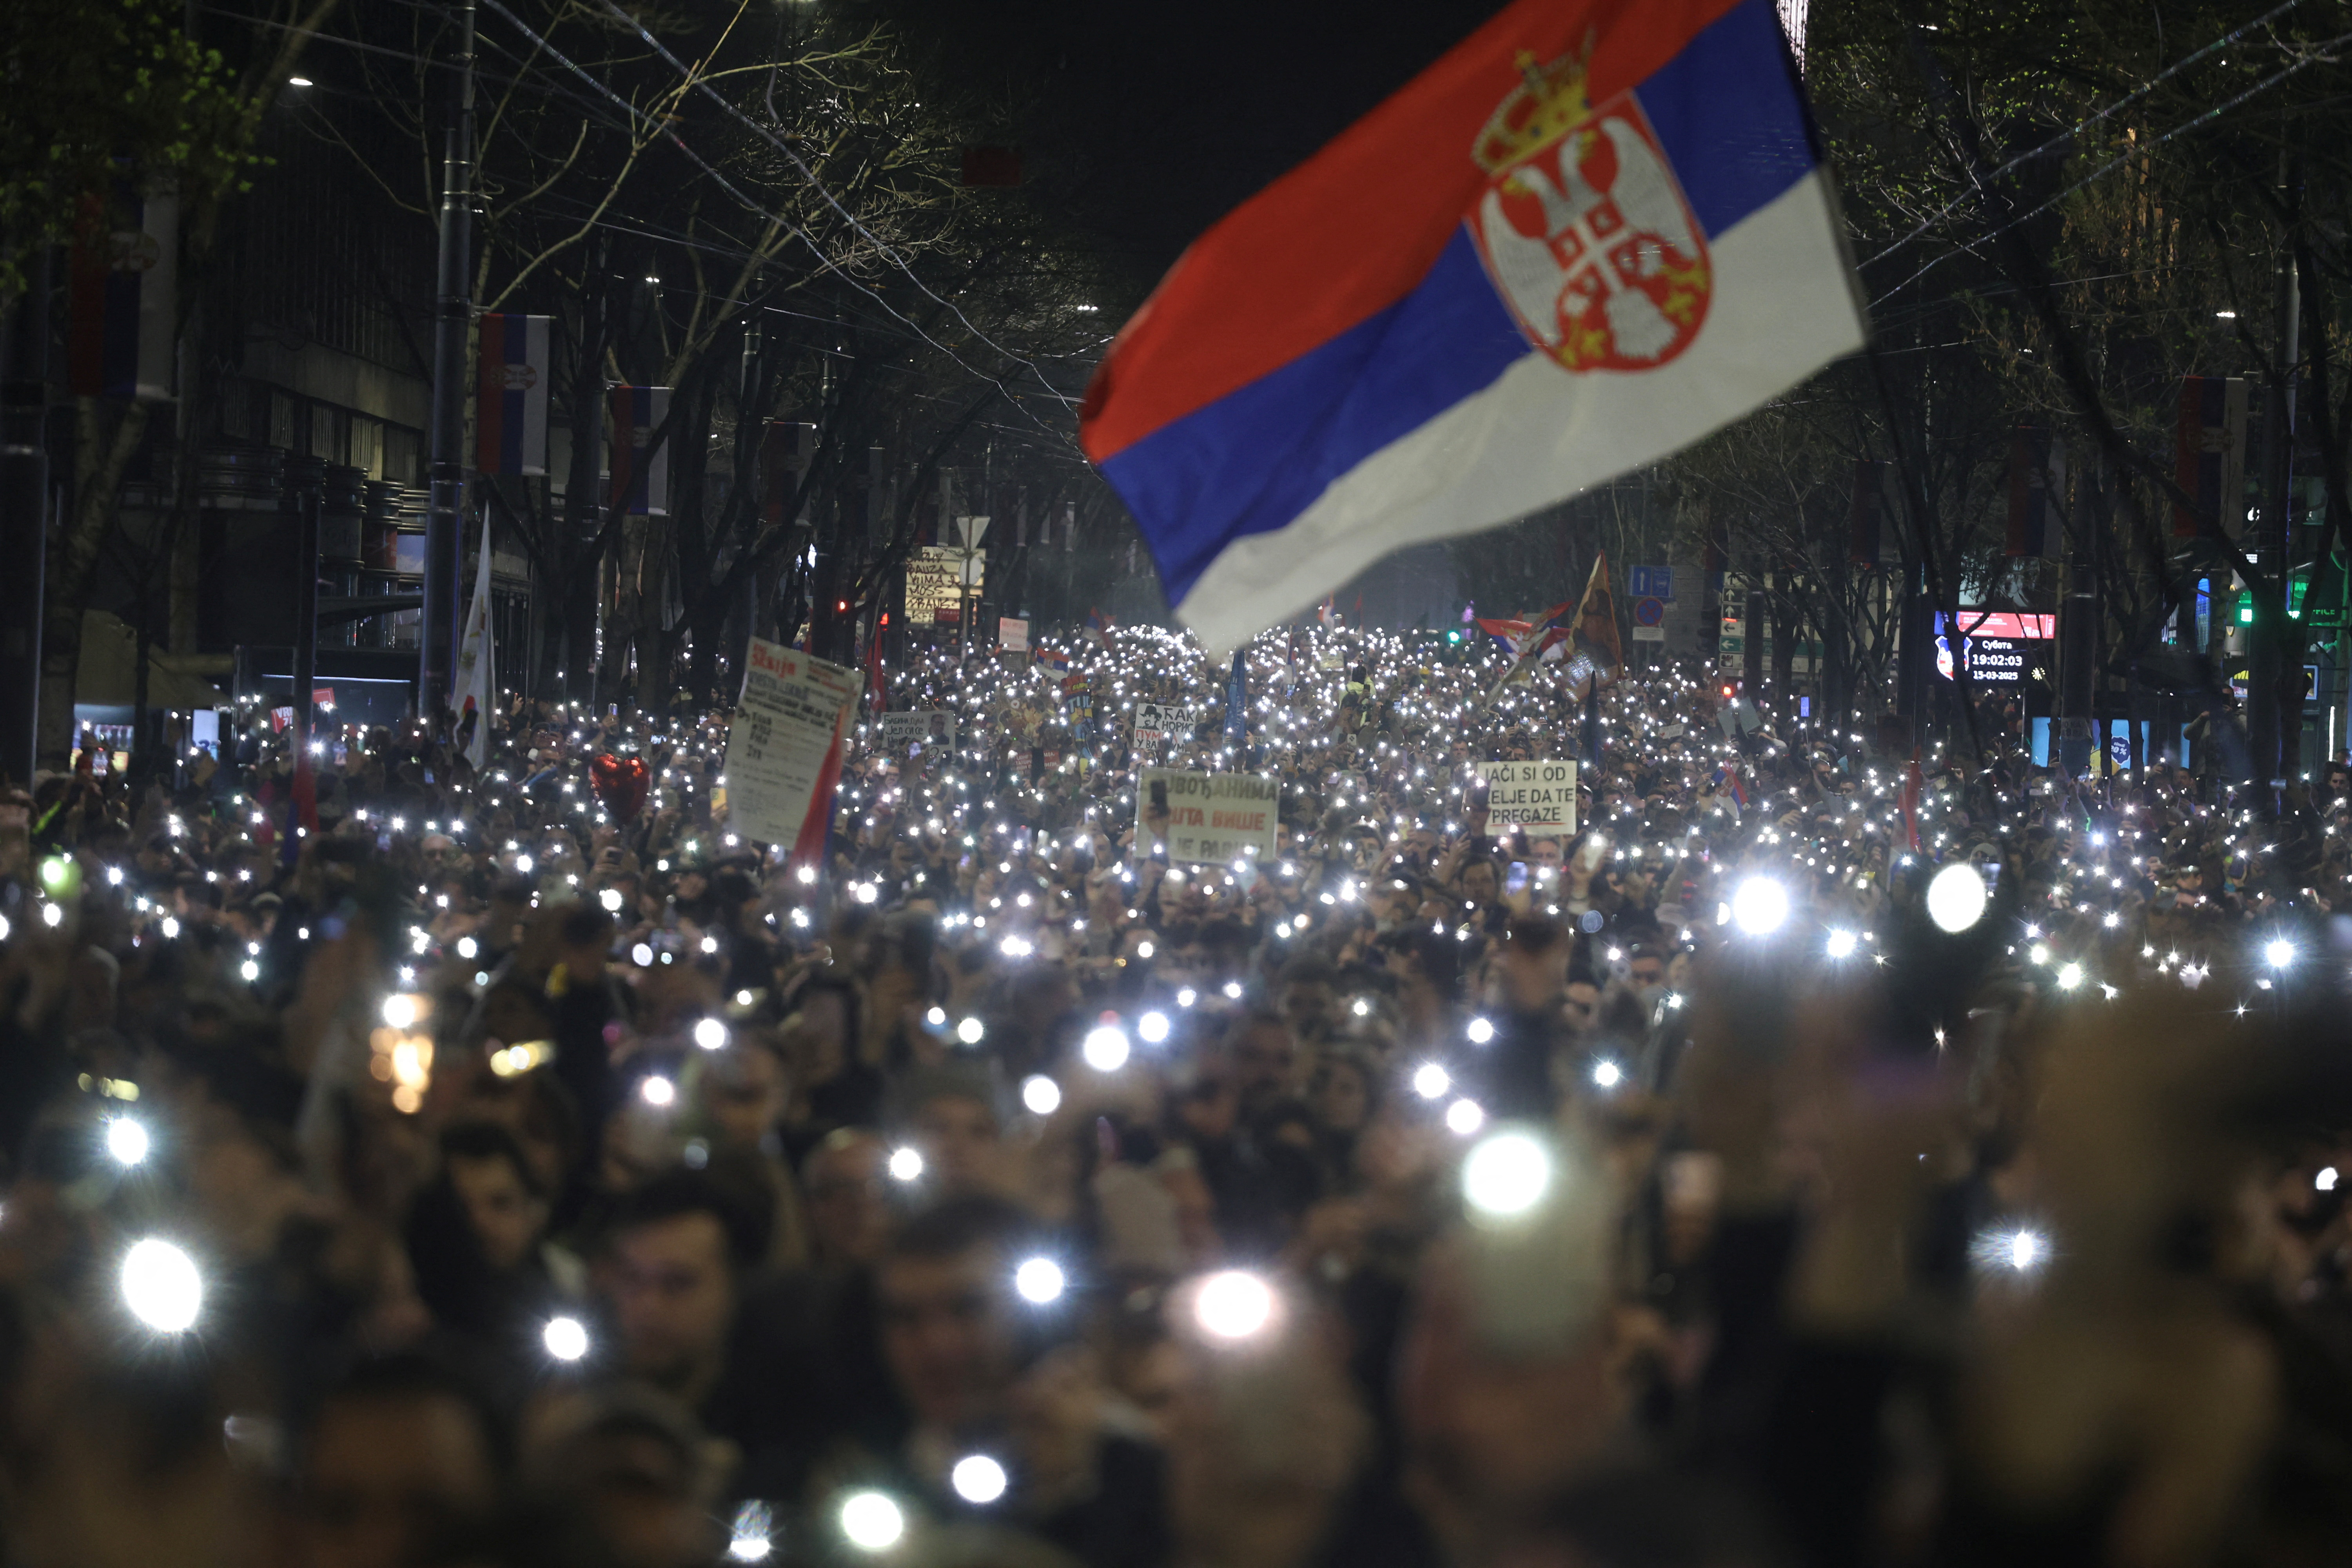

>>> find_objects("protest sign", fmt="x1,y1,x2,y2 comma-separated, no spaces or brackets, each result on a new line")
724,639,862,857
1131,702,1203,750
1481,759,1578,837
878,710,956,750
905,546,977,624
1135,768,1280,865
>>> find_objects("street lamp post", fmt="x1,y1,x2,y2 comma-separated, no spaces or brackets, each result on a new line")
420,0,476,722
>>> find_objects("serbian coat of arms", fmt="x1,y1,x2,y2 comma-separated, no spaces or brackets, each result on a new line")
1467,48,1712,372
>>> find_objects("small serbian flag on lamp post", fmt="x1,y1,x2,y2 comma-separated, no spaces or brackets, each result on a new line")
608,385,671,515
67,186,177,401
1080,0,1867,652
476,314,551,475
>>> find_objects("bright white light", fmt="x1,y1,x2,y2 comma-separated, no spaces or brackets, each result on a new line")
839,1490,905,1552
456,936,477,959
1021,1074,1062,1115
121,1238,202,1332
105,1117,149,1166
1176,987,1198,1007
1014,1257,1065,1303
1590,1059,1624,1089
693,1017,729,1052
159,916,179,939
727,1502,775,1562
1461,1126,1557,1228
1223,980,1244,1000
1193,1270,1276,1339
1465,1016,1495,1044
1925,863,1988,933
2265,938,2295,969
951,1453,1009,1504
1082,1024,1131,1072
381,993,423,1029
1137,1011,1171,1044
1731,877,1789,935
1412,1063,1451,1100
639,1075,676,1107
1824,929,1857,959
1445,1098,1486,1136
599,887,623,913
2318,1166,2340,1193
42,903,62,927
2006,1229,2047,1271
631,942,655,966
854,882,878,905
888,1146,924,1182
543,1316,590,1360
957,1016,986,1045
2055,962,2084,992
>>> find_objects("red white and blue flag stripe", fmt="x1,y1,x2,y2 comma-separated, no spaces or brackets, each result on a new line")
475,314,551,475
1080,0,1866,650
608,385,671,516
67,188,176,401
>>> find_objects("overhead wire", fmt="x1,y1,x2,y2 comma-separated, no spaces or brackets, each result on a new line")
1860,0,2310,269
1866,26,2352,308
472,0,1085,453
585,0,1080,417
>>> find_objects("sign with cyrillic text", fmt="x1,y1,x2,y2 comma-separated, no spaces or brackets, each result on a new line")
1135,768,1279,866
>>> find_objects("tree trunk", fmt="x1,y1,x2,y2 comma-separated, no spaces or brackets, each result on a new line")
40,397,149,767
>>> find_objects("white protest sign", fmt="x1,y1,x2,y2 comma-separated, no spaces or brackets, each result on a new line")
1136,768,1279,865
723,639,862,851
878,710,956,751
1480,759,1578,837
1131,702,1203,750
998,616,1029,653
906,546,977,624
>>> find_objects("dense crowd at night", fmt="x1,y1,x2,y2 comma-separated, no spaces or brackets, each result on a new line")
4,624,2352,1568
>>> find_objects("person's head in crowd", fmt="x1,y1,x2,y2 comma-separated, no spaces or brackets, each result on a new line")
874,1194,1038,1433
597,1169,771,1409
1494,915,1572,1015
1275,956,1338,1045
1459,855,1500,906
296,1354,509,1568
520,1387,720,1568
697,1038,788,1156
898,1064,1003,1195
1225,1011,1298,1119
802,1127,895,1269
439,1119,552,1273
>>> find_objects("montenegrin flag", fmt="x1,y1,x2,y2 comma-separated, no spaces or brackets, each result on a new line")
1079,0,1866,652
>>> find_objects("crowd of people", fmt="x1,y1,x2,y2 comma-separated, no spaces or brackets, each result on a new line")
4,618,2351,1568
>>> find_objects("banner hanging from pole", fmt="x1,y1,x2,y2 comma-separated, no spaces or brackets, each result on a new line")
475,314,551,475
608,386,671,515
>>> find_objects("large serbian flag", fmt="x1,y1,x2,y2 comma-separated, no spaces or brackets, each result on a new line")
1080,0,1866,651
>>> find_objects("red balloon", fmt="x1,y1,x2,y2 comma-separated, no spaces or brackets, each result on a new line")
589,752,650,822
